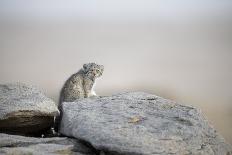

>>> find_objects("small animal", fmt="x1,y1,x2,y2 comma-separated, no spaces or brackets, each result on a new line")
54,63,104,132
60,62,104,103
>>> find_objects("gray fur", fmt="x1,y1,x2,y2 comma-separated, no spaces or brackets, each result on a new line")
60,63,104,102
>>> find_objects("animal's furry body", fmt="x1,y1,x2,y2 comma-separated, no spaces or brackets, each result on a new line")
60,63,104,102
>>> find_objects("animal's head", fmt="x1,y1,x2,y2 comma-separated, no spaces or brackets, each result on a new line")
83,63,104,78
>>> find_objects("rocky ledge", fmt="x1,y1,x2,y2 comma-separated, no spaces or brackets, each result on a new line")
0,83,59,135
59,92,232,155
0,83,231,155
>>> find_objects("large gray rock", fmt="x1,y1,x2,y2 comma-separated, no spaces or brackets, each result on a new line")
60,92,232,155
0,133,96,155
0,83,59,135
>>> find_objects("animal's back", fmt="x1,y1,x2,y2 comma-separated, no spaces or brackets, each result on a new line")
60,70,86,103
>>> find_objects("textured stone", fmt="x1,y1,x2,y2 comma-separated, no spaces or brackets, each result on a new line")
0,83,59,135
60,92,232,155
0,133,96,155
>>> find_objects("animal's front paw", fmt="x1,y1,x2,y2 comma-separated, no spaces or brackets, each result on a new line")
89,95,99,99
91,91,97,96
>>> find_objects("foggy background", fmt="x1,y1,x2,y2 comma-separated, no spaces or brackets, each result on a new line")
0,0,232,144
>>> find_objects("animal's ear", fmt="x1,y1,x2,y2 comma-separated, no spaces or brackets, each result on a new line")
83,64,88,70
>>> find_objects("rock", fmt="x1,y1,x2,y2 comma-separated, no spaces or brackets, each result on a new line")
0,83,59,135
0,133,96,155
60,92,232,155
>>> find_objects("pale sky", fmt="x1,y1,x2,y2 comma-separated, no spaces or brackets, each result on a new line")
0,0,232,20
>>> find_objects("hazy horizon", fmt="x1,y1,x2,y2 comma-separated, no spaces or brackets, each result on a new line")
0,0,232,144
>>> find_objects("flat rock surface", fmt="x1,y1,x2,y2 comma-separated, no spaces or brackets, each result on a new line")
60,92,232,155
0,83,59,134
0,133,96,155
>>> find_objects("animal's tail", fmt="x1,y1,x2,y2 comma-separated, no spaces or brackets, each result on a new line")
54,87,64,132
